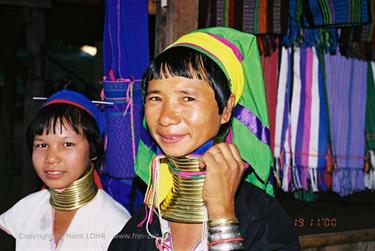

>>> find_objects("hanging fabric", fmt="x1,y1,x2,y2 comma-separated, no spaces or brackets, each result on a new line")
303,0,370,28
281,0,302,47
338,0,375,61
341,0,375,44
290,46,329,192
242,0,288,35
365,62,375,190
274,46,329,193
274,47,293,191
260,45,278,155
101,0,149,212
324,50,368,196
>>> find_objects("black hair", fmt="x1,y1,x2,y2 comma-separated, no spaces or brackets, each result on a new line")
142,46,232,136
26,104,103,169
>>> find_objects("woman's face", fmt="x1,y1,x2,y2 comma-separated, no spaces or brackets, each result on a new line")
145,76,231,157
32,120,90,189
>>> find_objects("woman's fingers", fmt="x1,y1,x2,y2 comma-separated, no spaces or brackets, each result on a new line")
201,143,245,219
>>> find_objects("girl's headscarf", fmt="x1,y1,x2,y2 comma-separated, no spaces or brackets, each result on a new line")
43,89,106,138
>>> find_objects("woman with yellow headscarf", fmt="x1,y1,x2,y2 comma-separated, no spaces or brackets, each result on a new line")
109,27,300,251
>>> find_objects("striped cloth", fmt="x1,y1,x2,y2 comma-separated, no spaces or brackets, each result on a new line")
199,0,288,35
304,0,370,28
290,46,329,192
281,0,302,46
344,0,375,43
324,50,368,196
274,47,293,191
339,29,375,61
274,46,329,192
242,0,289,34
356,0,375,43
365,62,375,190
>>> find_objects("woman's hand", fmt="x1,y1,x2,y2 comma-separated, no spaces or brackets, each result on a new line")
200,143,245,219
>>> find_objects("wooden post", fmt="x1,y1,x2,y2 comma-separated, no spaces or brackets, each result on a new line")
22,7,47,195
155,0,199,54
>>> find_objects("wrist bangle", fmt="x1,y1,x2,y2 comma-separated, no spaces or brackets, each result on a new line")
208,240,244,250
208,231,242,242
208,218,239,227
209,224,240,234
208,237,244,246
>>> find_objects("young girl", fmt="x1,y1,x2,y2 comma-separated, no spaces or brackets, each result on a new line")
0,89,130,250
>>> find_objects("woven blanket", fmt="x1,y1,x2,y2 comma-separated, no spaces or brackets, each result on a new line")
242,0,289,34
199,0,288,35
343,0,375,43
304,0,369,28
281,0,302,46
324,50,368,196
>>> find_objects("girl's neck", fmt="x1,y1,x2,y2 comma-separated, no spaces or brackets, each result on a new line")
49,166,98,211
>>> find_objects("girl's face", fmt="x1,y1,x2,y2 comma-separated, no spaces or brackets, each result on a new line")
32,120,91,189
145,76,232,157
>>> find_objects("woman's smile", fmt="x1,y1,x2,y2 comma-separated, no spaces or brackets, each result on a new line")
157,132,187,144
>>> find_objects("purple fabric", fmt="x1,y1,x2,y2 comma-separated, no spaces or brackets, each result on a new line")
317,55,329,191
103,0,149,78
294,48,307,168
325,50,367,196
233,104,270,145
101,0,149,211
102,80,143,178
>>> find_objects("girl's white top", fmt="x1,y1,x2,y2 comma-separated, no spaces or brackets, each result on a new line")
0,189,130,251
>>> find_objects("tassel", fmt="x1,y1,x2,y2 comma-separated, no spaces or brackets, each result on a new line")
273,169,282,188
364,154,369,173
326,146,332,172
137,204,149,228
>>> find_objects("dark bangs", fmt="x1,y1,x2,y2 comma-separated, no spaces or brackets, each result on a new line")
141,46,231,114
26,103,103,167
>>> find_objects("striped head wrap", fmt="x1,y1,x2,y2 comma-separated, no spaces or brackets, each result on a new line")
43,89,106,138
136,27,274,202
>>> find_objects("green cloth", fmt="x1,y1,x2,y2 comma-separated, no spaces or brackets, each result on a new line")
366,64,375,168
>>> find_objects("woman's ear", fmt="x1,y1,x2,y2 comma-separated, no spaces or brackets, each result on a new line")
220,94,235,124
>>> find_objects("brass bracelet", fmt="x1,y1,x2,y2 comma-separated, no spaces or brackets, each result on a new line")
208,218,239,227
208,225,240,235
